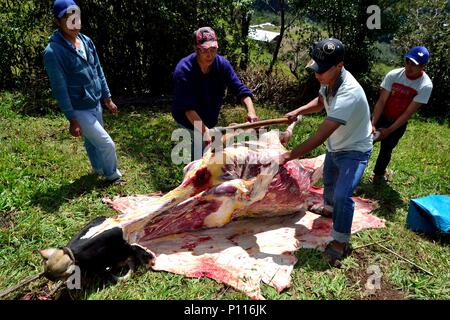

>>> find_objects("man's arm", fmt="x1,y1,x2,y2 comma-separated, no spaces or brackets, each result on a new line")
280,119,340,163
378,81,433,139
222,58,258,122
90,40,111,100
44,48,81,137
371,88,390,131
185,110,211,144
378,101,422,140
44,48,74,120
241,96,258,122
285,97,325,122
89,41,118,115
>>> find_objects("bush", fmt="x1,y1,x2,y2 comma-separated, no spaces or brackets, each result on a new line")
0,0,246,113
0,1,52,89
0,0,55,114
238,67,300,110
79,0,242,96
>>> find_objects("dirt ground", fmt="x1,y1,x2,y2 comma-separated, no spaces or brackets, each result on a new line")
347,250,406,300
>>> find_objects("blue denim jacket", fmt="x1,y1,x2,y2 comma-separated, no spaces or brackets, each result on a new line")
43,30,111,120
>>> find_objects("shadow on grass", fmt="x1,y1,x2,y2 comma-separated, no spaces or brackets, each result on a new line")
356,180,404,220
30,174,104,213
105,107,184,192
293,248,331,272
55,269,132,300
412,231,450,248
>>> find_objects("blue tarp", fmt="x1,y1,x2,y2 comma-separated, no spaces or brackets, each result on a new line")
407,195,450,234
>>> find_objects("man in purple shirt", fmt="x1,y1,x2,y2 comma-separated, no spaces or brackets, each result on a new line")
172,27,258,160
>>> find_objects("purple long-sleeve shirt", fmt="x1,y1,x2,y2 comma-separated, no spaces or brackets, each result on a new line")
172,53,253,129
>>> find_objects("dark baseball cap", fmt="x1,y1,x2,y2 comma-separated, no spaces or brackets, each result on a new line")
306,38,345,74
193,27,218,49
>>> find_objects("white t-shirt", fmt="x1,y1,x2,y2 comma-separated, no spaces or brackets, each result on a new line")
380,68,433,120
77,39,87,60
64,36,87,60
319,69,372,153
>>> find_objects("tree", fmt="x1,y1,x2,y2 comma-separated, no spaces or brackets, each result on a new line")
234,0,254,70
0,0,244,102
292,0,381,78
264,0,302,74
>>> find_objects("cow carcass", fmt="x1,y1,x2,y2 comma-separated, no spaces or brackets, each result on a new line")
87,130,325,243
40,124,384,299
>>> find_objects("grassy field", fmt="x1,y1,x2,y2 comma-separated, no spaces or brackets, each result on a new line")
0,91,449,300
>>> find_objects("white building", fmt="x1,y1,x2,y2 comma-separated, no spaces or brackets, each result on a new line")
248,23,280,43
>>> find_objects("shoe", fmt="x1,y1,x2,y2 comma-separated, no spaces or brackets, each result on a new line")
92,169,104,176
372,174,388,184
108,177,127,186
323,240,352,267
307,204,333,218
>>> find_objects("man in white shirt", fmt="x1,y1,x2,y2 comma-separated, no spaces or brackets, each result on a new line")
371,46,433,182
279,38,373,266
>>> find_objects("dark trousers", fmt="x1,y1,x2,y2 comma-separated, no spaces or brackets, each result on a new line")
373,116,407,176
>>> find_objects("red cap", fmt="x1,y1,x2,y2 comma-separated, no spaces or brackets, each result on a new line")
194,27,218,49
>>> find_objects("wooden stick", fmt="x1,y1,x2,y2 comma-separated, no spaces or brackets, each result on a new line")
48,280,65,298
0,271,45,299
375,243,434,276
352,238,391,250
216,117,292,133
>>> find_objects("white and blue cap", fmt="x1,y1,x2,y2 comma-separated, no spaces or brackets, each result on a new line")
53,0,78,18
405,46,430,65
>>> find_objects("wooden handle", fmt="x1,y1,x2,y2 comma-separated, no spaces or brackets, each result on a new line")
217,117,292,132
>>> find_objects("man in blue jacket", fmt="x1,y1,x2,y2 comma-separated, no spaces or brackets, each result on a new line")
44,0,124,184
172,27,258,160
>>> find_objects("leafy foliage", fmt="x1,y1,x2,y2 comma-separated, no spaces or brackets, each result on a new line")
0,0,448,120
0,0,54,114
0,1,52,89
0,0,247,106
66,0,246,96
292,0,380,78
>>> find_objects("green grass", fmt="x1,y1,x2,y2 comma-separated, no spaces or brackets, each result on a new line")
373,63,396,76
0,91,449,300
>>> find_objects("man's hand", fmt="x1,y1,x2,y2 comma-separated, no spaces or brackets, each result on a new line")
104,98,118,115
285,110,300,123
377,127,391,141
203,128,212,146
69,119,82,137
278,151,292,166
246,114,260,123
372,124,381,142
371,124,377,134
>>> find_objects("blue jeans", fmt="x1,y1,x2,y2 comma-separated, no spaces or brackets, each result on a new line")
323,150,371,243
73,104,121,181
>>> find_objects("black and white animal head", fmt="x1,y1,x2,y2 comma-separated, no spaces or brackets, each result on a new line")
40,216,153,282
